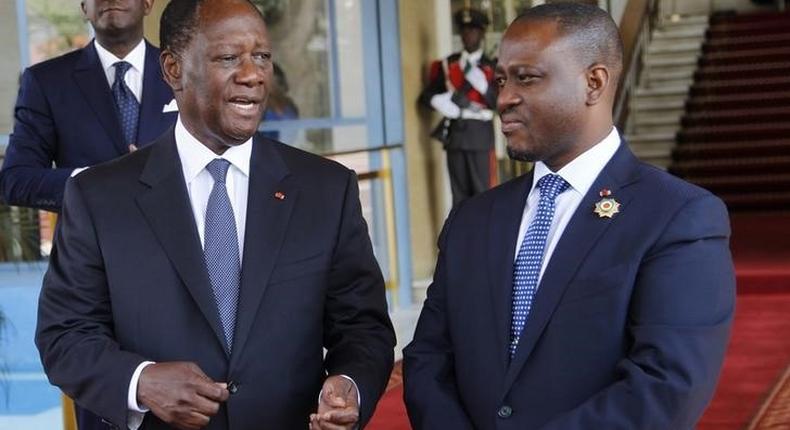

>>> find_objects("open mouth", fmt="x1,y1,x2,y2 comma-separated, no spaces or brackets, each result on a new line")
228,97,261,113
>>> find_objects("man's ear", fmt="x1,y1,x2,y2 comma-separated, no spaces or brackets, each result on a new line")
143,0,155,16
585,64,610,106
160,50,183,92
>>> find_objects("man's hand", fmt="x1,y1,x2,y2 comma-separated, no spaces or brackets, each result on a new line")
129,144,138,153
309,375,359,430
137,361,229,430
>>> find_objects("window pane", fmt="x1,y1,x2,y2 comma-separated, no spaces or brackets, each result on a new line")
26,0,90,65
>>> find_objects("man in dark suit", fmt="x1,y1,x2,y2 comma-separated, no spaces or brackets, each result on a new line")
403,4,735,429
419,7,497,206
35,1,395,429
0,0,176,212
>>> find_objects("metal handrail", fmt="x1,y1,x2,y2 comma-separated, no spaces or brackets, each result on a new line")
614,0,663,132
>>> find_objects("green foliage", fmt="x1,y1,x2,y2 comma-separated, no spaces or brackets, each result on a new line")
0,205,42,262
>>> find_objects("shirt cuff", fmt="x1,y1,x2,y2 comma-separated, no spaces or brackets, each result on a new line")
128,361,155,412
339,374,361,408
70,167,89,178
318,374,362,408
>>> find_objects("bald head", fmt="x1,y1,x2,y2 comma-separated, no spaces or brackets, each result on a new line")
513,3,623,87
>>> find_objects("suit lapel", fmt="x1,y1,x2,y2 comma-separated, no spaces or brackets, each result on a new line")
135,131,228,352
138,42,161,145
488,172,533,370
73,41,126,155
502,144,642,392
229,136,295,368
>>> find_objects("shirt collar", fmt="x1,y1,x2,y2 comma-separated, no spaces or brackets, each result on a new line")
94,38,146,76
461,48,484,66
531,126,621,197
174,116,252,184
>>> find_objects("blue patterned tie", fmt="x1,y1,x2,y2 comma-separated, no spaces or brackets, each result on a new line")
509,174,570,359
112,61,140,147
204,159,241,353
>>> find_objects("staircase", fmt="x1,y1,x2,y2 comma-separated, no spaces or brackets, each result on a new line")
670,10,790,212
626,15,709,169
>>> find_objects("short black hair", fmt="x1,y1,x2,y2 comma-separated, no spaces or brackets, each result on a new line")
159,0,265,55
515,3,623,80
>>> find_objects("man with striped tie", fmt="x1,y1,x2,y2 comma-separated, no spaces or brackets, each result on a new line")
36,1,395,429
404,4,735,429
0,0,176,212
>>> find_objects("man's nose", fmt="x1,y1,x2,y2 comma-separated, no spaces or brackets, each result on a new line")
236,56,265,86
497,81,520,113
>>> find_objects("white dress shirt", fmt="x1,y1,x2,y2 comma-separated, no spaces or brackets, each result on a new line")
514,127,621,285
71,39,147,178
125,116,251,429
94,38,146,103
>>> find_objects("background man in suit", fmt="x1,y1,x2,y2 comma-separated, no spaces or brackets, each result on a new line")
0,0,176,212
404,4,736,429
35,1,395,429
419,7,497,206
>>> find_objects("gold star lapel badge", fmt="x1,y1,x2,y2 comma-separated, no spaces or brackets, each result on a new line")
594,188,620,218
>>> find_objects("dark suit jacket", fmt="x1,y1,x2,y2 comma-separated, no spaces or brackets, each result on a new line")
0,40,176,211
403,143,736,429
35,131,396,429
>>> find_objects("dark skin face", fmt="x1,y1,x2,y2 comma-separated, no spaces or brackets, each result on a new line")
81,0,153,58
161,0,272,155
460,25,484,53
495,19,614,171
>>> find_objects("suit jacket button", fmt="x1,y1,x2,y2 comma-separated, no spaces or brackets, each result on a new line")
228,380,239,394
497,405,512,418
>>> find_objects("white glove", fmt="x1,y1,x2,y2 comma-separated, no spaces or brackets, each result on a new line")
465,66,489,94
461,109,494,121
430,91,461,119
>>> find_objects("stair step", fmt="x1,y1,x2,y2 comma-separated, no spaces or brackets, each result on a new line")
696,61,790,81
678,123,790,143
685,173,790,194
633,98,686,112
653,25,707,40
645,55,698,68
670,155,790,176
708,19,790,37
701,47,790,66
631,146,673,158
704,32,790,53
673,139,790,160
635,111,685,126
626,132,676,145
710,10,790,25
647,41,703,56
682,106,790,127
716,192,790,212
645,66,696,83
636,85,691,97
639,78,694,91
687,90,790,112
690,76,790,97
651,35,706,50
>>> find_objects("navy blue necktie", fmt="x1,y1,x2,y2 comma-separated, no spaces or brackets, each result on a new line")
112,61,140,147
509,174,570,359
204,159,241,353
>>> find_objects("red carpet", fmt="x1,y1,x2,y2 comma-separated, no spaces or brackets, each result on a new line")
368,214,790,429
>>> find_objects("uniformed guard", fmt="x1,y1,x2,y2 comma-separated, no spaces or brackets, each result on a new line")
419,7,497,206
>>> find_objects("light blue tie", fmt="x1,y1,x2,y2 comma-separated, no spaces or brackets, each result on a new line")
112,61,140,146
204,159,241,353
509,173,570,359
